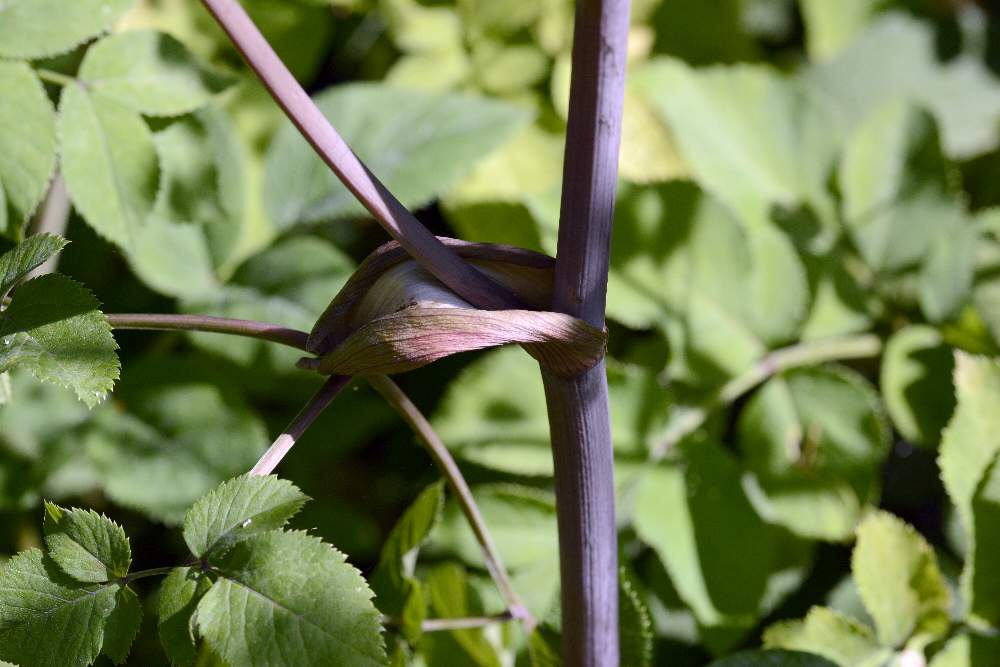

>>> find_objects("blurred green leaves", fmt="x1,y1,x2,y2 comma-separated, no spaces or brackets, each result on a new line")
0,0,136,60
765,511,950,665
738,367,889,541
264,84,529,228
3,0,1000,664
0,63,56,239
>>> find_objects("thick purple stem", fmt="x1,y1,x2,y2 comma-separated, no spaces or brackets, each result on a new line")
543,1,630,664
199,0,522,311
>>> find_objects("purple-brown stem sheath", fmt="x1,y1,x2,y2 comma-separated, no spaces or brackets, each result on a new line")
542,0,630,664
198,0,523,311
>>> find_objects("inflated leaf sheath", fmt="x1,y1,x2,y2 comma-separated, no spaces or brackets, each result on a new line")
303,238,606,377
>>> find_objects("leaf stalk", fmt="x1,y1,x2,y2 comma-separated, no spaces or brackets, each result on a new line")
650,333,884,459
368,375,534,629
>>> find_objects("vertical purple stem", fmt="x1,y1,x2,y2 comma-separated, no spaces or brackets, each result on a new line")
543,0,630,664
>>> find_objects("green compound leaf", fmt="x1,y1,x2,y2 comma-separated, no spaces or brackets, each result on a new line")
880,326,956,446
838,100,960,275
807,13,1000,159
0,273,119,408
43,501,131,583
183,475,310,559
0,549,120,667
763,607,888,667
148,106,255,274
0,63,57,239
197,530,386,667
0,0,136,59
709,649,839,667
371,481,444,643
159,567,212,667
939,353,1000,626
79,30,233,117
738,366,890,541
632,442,775,632
632,60,840,250
264,83,529,228
852,511,950,647
0,233,67,297
605,183,804,378
58,83,160,251
101,586,142,665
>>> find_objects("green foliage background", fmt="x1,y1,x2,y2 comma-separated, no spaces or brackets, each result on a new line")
4,0,1000,665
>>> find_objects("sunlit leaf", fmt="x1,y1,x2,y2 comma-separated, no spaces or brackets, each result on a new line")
0,233,67,297
852,511,950,646
43,502,131,583
264,83,529,228
0,63,57,239
807,13,1000,159
183,475,309,559
59,84,160,250
710,650,839,667
0,0,136,59
938,353,1000,626
798,0,880,60
197,530,386,666
79,30,232,116
763,607,888,667
0,274,119,407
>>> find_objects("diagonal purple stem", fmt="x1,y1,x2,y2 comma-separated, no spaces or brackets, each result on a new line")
199,0,522,311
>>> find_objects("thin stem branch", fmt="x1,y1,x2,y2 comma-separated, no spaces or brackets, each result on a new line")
382,611,514,633
106,300,533,619
198,0,522,311
650,334,883,460
122,566,177,583
29,173,71,277
250,375,351,476
542,1,630,664
35,68,75,87
367,375,534,629
107,313,310,351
